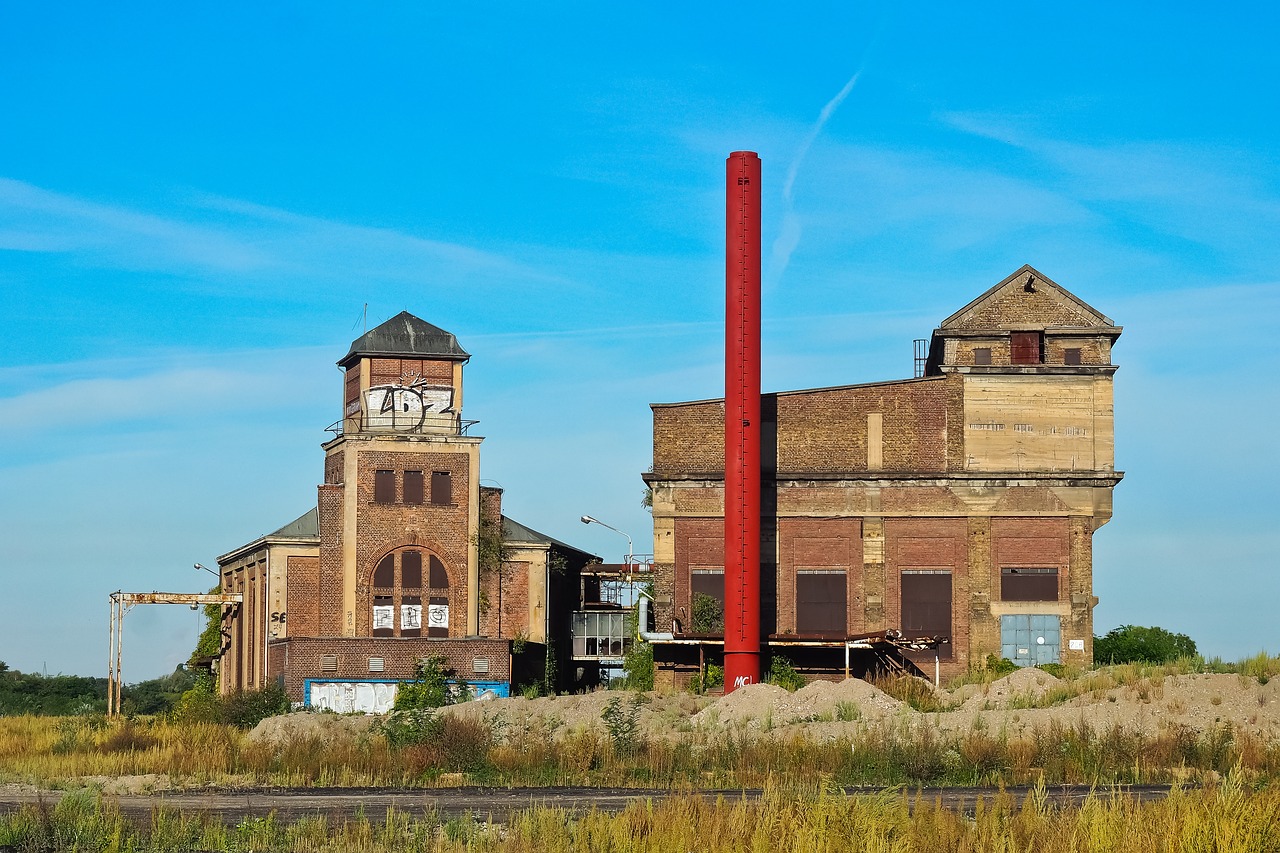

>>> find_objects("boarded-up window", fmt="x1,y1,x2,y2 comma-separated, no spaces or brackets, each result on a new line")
429,555,449,589
372,554,394,588
374,469,396,504
901,570,952,657
400,597,422,637
344,364,362,409
796,570,847,635
403,470,424,505
973,347,992,365
401,551,422,588
1063,348,1082,365
372,595,394,637
428,595,449,637
1001,567,1059,601
431,471,452,505
1010,332,1042,365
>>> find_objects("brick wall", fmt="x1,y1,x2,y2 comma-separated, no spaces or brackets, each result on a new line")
775,518,862,634
271,636,510,702
991,517,1070,599
285,555,321,637
948,282,1102,329
673,518,722,632
884,518,969,671
479,560,531,639
652,377,962,477
352,448,471,637
317,483,345,635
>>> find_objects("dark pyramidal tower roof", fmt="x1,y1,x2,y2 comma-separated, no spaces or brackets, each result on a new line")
338,311,470,367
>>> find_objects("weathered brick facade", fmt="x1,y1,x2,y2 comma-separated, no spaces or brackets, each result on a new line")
270,636,511,701
218,313,598,703
646,266,1123,681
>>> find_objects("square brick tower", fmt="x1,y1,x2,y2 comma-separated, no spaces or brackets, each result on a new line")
315,312,482,643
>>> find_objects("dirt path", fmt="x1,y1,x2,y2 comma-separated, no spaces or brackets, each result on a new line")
0,784,1176,822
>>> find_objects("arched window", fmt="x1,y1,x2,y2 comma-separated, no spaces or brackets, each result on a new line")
370,549,450,637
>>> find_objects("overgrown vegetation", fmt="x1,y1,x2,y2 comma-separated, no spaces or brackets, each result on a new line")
690,663,723,694
172,677,289,728
601,694,644,756
394,656,462,712
765,656,805,692
621,641,654,691
1095,624,1198,664
188,586,226,669
689,592,723,634
4,686,1280,790
3,775,1280,852
0,663,199,717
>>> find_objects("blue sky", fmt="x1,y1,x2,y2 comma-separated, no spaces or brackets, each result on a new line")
2,3,1277,680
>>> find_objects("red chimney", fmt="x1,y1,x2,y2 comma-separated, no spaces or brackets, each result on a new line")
723,151,762,691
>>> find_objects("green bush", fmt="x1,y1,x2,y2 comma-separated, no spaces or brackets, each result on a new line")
984,654,1018,676
766,656,806,692
395,656,463,711
172,676,288,728
1094,625,1197,665
221,682,289,729
690,664,723,694
601,694,644,756
691,593,724,634
622,641,654,691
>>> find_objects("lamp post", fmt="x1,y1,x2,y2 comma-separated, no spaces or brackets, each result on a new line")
579,515,633,570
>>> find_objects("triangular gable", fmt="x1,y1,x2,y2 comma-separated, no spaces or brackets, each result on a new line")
939,265,1116,331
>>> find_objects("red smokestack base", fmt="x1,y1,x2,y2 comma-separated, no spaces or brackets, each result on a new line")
724,151,762,692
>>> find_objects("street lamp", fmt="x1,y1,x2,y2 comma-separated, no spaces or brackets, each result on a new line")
579,515,633,568
194,563,217,576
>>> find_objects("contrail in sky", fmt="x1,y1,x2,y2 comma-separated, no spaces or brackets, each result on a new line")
767,71,861,288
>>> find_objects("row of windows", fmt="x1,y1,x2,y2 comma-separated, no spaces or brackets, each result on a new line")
689,567,1059,638
371,549,450,638
373,469,452,506
972,333,1083,366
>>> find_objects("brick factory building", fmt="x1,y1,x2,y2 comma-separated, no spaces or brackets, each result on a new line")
644,265,1122,686
216,312,601,710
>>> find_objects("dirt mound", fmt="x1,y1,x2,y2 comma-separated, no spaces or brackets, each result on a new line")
245,711,379,748
772,678,905,723
957,667,1062,711
692,683,789,728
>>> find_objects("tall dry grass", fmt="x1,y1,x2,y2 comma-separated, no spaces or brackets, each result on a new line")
4,707,1280,790
4,780,1280,852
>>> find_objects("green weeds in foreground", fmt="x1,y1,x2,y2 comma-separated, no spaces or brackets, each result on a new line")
5,780,1280,852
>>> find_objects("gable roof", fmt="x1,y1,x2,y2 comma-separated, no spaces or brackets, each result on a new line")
938,265,1118,332
339,311,470,366
502,515,599,562
217,507,319,564
269,507,319,539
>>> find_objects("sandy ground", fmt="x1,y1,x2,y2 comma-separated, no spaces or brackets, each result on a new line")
416,667,1280,745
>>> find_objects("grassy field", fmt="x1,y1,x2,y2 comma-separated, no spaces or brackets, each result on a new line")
2,710,1278,791
3,781,1280,852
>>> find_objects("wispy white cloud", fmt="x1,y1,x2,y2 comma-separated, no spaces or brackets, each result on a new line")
0,346,332,439
0,178,565,291
768,72,861,288
937,112,1280,264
